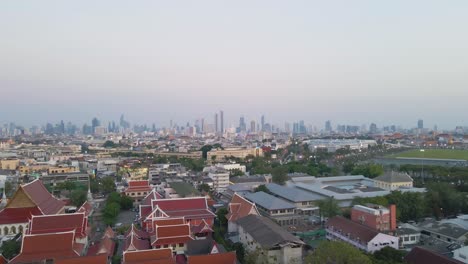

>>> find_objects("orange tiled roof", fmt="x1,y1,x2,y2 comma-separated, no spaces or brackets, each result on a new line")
10,231,79,264
187,252,237,264
226,193,259,222
55,255,108,264
21,179,65,215
123,248,175,264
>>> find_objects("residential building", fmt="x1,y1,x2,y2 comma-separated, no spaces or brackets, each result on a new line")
265,183,320,219
404,246,462,264
453,246,468,263
398,227,421,248
326,216,399,253
244,192,301,227
351,204,397,232
226,193,259,233
236,214,303,264
207,148,263,162
208,169,230,193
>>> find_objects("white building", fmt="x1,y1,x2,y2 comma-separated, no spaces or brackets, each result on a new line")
453,246,468,263
208,169,230,193
326,216,399,253
236,214,303,264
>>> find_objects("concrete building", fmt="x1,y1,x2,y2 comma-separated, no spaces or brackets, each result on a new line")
326,216,399,253
207,148,263,162
265,183,320,221
244,192,301,227
208,169,230,193
236,214,303,264
373,171,413,191
351,204,397,232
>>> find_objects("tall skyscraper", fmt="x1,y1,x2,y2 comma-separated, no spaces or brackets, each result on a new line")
325,120,332,132
201,118,205,133
250,120,256,132
261,115,265,131
220,111,224,133
239,116,246,132
418,119,424,129
215,113,218,132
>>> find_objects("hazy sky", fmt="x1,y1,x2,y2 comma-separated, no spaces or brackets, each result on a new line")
1,1,467,129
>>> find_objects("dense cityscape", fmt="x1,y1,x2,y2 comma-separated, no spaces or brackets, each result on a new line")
2,1,468,264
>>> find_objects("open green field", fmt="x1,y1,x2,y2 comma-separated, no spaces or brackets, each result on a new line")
387,149,468,160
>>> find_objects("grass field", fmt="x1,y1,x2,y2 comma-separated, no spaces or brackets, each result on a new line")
388,149,468,160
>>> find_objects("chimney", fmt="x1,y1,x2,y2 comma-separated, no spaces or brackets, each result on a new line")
389,204,397,231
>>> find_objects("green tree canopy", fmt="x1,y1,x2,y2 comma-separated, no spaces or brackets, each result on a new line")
0,238,21,260
70,189,87,207
304,241,372,264
120,195,134,210
317,197,341,218
254,184,269,193
272,166,288,185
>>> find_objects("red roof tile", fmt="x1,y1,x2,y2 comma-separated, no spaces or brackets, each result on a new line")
10,232,79,264
191,219,213,234
404,247,462,264
102,226,115,239
141,190,162,206
78,201,93,217
152,224,193,246
55,255,108,264
125,181,152,193
97,236,115,257
227,193,259,222
29,213,87,237
152,197,208,212
124,230,151,252
326,216,379,243
22,179,65,214
123,248,175,264
0,206,42,225
187,252,237,264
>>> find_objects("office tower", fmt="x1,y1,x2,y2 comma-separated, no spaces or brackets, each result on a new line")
220,111,224,133
369,123,378,134
418,119,424,129
261,115,265,131
215,113,218,132
201,118,205,133
325,120,332,132
239,116,246,132
91,117,100,134
284,122,291,133
250,120,256,132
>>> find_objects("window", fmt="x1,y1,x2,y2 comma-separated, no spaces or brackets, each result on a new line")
410,236,416,241
404,237,409,241
179,243,184,247
171,244,176,248
18,226,23,233
3,227,8,235
11,226,16,234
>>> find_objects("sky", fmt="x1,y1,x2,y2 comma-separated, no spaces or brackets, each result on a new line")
1,0,467,129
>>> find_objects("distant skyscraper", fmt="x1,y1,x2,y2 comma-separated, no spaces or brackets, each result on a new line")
215,113,218,132
250,120,256,132
261,115,265,131
220,111,224,133
325,120,332,132
418,119,424,129
239,116,246,132
369,123,378,134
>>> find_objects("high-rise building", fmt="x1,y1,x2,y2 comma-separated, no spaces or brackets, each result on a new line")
220,111,224,133
418,119,424,129
369,123,378,134
250,120,256,132
201,118,205,133
239,117,246,132
325,120,332,132
261,115,265,131
215,113,218,132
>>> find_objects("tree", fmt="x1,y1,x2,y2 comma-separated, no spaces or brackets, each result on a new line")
103,140,117,148
229,169,245,177
231,243,245,263
272,166,288,185
70,189,87,207
254,184,269,193
0,238,21,259
244,249,269,264
351,164,384,178
373,246,406,264
4,181,13,197
317,197,341,219
216,208,228,229
200,145,213,159
343,162,355,174
198,183,211,193
120,195,134,210
304,241,372,264
101,177,116,194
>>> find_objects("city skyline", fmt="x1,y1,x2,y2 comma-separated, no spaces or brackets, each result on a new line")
1,1,467,129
